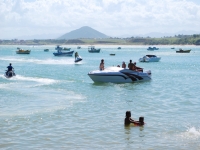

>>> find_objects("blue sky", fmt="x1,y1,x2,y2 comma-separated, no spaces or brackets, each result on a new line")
0,0,200,39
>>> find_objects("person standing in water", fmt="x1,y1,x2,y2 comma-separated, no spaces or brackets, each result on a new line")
124,111,145,126
124,111,135,125
99,59,104,70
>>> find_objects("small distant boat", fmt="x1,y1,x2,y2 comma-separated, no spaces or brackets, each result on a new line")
88,46,101,53
55,45,71,51
110,54,115,56
77,46,81,49
117,47,121,49
16,48,31,54
176,49,191,53
171,47,175,49
147,47,159,51
63,47,71,51
139,55,161,62
44,49,49,52
53,45,74,56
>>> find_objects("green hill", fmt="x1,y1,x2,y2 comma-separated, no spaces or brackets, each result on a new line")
58,26,109,39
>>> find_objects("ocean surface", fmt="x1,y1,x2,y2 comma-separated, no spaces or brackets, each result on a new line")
0,45,200,149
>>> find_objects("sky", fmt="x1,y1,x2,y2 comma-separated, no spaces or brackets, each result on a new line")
0,0,200,39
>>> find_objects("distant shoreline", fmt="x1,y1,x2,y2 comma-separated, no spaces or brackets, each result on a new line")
0,36,200,46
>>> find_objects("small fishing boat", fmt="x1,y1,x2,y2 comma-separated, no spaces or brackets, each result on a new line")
53,50,74,56
110,54,115,56
117,47,121,49
16,48,31,54
63,47,71,51
147,47,159,51
77,46,81,49
176,49,191,53
171,47,175,49
88,46,100,53
44,49,49,52
55,45,71,51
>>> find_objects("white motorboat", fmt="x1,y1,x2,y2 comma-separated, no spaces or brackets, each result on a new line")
88,67,151,83
139,55,161,62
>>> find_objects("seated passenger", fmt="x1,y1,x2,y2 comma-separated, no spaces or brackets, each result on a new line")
122,61,126,69
6,63,14,75
133,62,143,72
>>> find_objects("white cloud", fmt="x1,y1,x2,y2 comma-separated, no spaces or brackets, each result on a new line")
0,0,200,39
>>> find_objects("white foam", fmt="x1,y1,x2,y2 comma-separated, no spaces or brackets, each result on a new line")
0,57,77,65
12,75,58,85
0,74,58,86
187,127,200,136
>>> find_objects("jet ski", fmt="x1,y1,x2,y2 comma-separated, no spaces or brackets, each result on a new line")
4,70,16,78
75,56,82,63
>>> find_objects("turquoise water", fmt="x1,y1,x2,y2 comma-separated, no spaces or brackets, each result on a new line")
0,45,200,149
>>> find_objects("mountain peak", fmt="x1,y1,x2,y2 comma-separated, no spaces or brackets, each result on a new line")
58,26,109,39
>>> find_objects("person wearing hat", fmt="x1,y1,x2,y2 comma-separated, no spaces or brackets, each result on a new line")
122,61,126,69
99,59,104,70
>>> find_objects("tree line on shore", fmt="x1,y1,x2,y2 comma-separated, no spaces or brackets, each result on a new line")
0,34,200,45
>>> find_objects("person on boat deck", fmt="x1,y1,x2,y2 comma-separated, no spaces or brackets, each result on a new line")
122,61,126,69
124,111,135,125
6,63,14,75
99,59,104,70
133,62,143,72
128,60,133,69
75,52,79,59
117,65,120,67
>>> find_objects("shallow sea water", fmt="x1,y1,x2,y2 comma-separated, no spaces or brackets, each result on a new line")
0,45,200,149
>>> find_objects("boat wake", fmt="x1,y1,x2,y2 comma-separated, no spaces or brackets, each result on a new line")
0,57,76,65
0,74,58,87
13,75,58,85
176,127,200,140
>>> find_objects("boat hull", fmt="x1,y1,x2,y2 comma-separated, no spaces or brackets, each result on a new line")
16,50,31,54
88,67,151,83
176,50,191,53
53,51,74,56
88,49,100,53
75,56,82,62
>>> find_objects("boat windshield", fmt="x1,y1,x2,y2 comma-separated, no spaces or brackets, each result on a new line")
105,67,123,71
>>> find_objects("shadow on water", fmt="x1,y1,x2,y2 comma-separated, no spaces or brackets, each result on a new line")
91,81,149,86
